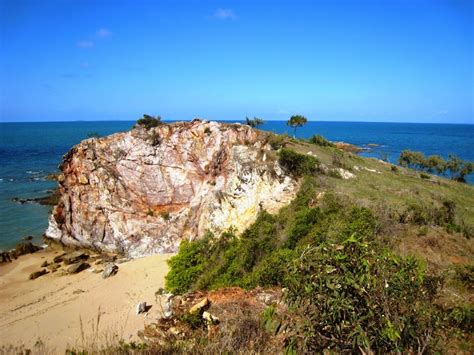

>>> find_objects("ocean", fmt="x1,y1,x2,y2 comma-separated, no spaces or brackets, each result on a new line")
0,121,473,250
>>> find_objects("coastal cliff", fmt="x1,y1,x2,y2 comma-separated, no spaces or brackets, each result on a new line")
45,120,298,257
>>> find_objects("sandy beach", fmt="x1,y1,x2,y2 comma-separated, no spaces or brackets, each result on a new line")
0,248,173,352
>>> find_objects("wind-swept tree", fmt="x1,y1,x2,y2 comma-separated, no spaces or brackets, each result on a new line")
245,116,265,128
398,150,425,171
136,114,162,129
425,155,446,174
287,115,308,138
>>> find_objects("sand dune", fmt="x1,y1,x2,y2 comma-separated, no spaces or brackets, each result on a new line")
0,248,173,352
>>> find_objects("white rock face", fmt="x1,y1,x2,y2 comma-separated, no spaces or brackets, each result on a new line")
46,120,298,257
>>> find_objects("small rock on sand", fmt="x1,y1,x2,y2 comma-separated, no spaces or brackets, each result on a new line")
63,251,89,265
29,269,48,280
102,263,119,279
67,262,90,274
136,302,147,315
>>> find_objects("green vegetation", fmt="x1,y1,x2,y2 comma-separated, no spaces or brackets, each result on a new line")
266,133,287,150
165,175,473,352
278,148,319,177
287,114,308,138
245,116,264,128
309,134,335,147
399,150,473,183
136,114,163,129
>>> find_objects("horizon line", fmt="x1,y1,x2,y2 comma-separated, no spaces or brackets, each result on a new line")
0,119,473,125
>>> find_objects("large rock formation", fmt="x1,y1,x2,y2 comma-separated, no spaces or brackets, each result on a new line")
45,120,298,257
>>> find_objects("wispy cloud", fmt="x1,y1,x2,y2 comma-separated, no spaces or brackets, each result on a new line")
96,28,112,39
213,8,236,20
77,40,94,48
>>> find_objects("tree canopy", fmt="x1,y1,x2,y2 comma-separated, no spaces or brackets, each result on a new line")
287,115,308,137
245,117,264,128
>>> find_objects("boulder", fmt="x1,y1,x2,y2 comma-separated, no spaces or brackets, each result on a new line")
41,260,48,267
29,269,48,280
0,252,12,264
47,263,61,271
63,251,89,265
163,293,174,319
102,263,118,279
136,302,147,315
11,241,41,258
202,311,219,324
45,121,298,257
67,262,90,274
53,253,66,263
189,297,210,314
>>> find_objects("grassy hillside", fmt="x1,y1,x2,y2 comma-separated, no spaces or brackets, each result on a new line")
162,132,473,353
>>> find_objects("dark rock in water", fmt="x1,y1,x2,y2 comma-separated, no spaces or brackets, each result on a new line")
63,251,89,265
23,236,33,241
67,262,90,274
10,241,41,258
0,252,12,264
29,269,48,280
102,263,119,279
11,189,60,206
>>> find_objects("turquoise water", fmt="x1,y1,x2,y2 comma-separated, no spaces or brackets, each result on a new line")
0,121,473,250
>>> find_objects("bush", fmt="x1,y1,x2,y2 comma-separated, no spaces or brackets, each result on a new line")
278,148,320,177
309,134,335,147
136,114,162,130
245,117,264,128
165,235,212,294
283,235,442,353
267,134,287,150
420,172,431,179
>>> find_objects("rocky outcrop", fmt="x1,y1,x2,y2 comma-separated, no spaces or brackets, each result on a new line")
46,120,298,257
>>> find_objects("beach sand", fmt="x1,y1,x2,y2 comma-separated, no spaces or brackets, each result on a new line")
0,248,173,352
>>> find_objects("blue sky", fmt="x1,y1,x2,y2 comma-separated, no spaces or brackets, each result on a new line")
0,0,472,123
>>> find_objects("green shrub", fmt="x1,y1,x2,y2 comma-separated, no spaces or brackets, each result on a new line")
136,114,162,130
420,172,431,179
267,134,287,150
278,148,319,177
165,235,212,294
447,305,474,332
283,234,442,353
309,134,335,147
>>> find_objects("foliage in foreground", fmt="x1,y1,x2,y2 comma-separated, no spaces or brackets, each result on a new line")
165,177,470,352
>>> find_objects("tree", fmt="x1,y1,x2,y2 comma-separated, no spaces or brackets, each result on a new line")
287,115,308,138
398,150,425,171
424,155,446,174
245,116,264,128
136,114,162,130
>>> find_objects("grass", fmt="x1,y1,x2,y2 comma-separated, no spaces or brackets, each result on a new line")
164,132,473,353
